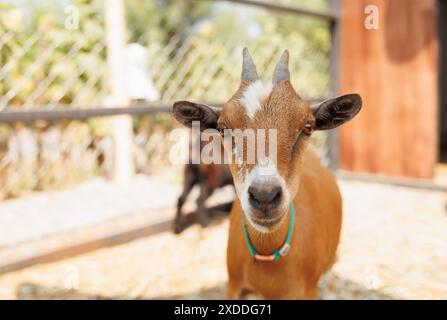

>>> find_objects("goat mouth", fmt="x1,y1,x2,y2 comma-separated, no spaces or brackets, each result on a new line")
251,213,284,228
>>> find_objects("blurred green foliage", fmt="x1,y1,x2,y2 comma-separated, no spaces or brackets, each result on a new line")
125,0,212,43
1,0,330,108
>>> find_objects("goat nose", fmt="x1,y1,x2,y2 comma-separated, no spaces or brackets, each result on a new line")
248,185,282,211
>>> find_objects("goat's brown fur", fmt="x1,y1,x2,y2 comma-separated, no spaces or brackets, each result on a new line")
226,149,341,299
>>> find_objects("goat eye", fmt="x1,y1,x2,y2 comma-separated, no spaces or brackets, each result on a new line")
302,123,313,136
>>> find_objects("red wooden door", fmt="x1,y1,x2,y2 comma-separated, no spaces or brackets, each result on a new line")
340,0,438,179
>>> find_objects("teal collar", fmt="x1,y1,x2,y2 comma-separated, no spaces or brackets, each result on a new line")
242,202,295,262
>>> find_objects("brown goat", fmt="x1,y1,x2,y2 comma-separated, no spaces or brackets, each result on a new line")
173,48,362,299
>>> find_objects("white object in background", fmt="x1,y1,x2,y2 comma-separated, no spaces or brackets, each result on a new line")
125,43,160,101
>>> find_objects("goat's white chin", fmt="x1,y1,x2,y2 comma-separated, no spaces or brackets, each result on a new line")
244,209,288,233
247,219,272,233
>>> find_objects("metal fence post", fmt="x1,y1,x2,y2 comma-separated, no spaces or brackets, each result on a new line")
105,0,135,181
328,0,341,170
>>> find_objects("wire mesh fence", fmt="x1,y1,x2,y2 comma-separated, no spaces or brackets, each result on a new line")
0,1,108,111
0,0,335,200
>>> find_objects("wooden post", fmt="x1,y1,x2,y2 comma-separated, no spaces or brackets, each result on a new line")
105,0,134,181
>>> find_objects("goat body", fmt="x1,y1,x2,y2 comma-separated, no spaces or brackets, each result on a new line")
175,161,233,233
226,149,341,299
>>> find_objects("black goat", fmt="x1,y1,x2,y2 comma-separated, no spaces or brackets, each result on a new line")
174,162,233,233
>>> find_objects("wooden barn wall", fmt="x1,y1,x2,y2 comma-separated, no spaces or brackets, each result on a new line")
340,0,438,179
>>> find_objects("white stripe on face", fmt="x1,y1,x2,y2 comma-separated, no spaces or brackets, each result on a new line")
239,80,273,119
234,159,290,233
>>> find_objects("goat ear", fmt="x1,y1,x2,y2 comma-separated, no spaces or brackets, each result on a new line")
172,101,220,131
312,94,362,130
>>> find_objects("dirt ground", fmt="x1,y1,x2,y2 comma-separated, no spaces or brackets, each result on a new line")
0,179,446,300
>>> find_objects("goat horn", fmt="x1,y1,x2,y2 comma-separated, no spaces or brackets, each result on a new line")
241,47,259,81
272,50,290,84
